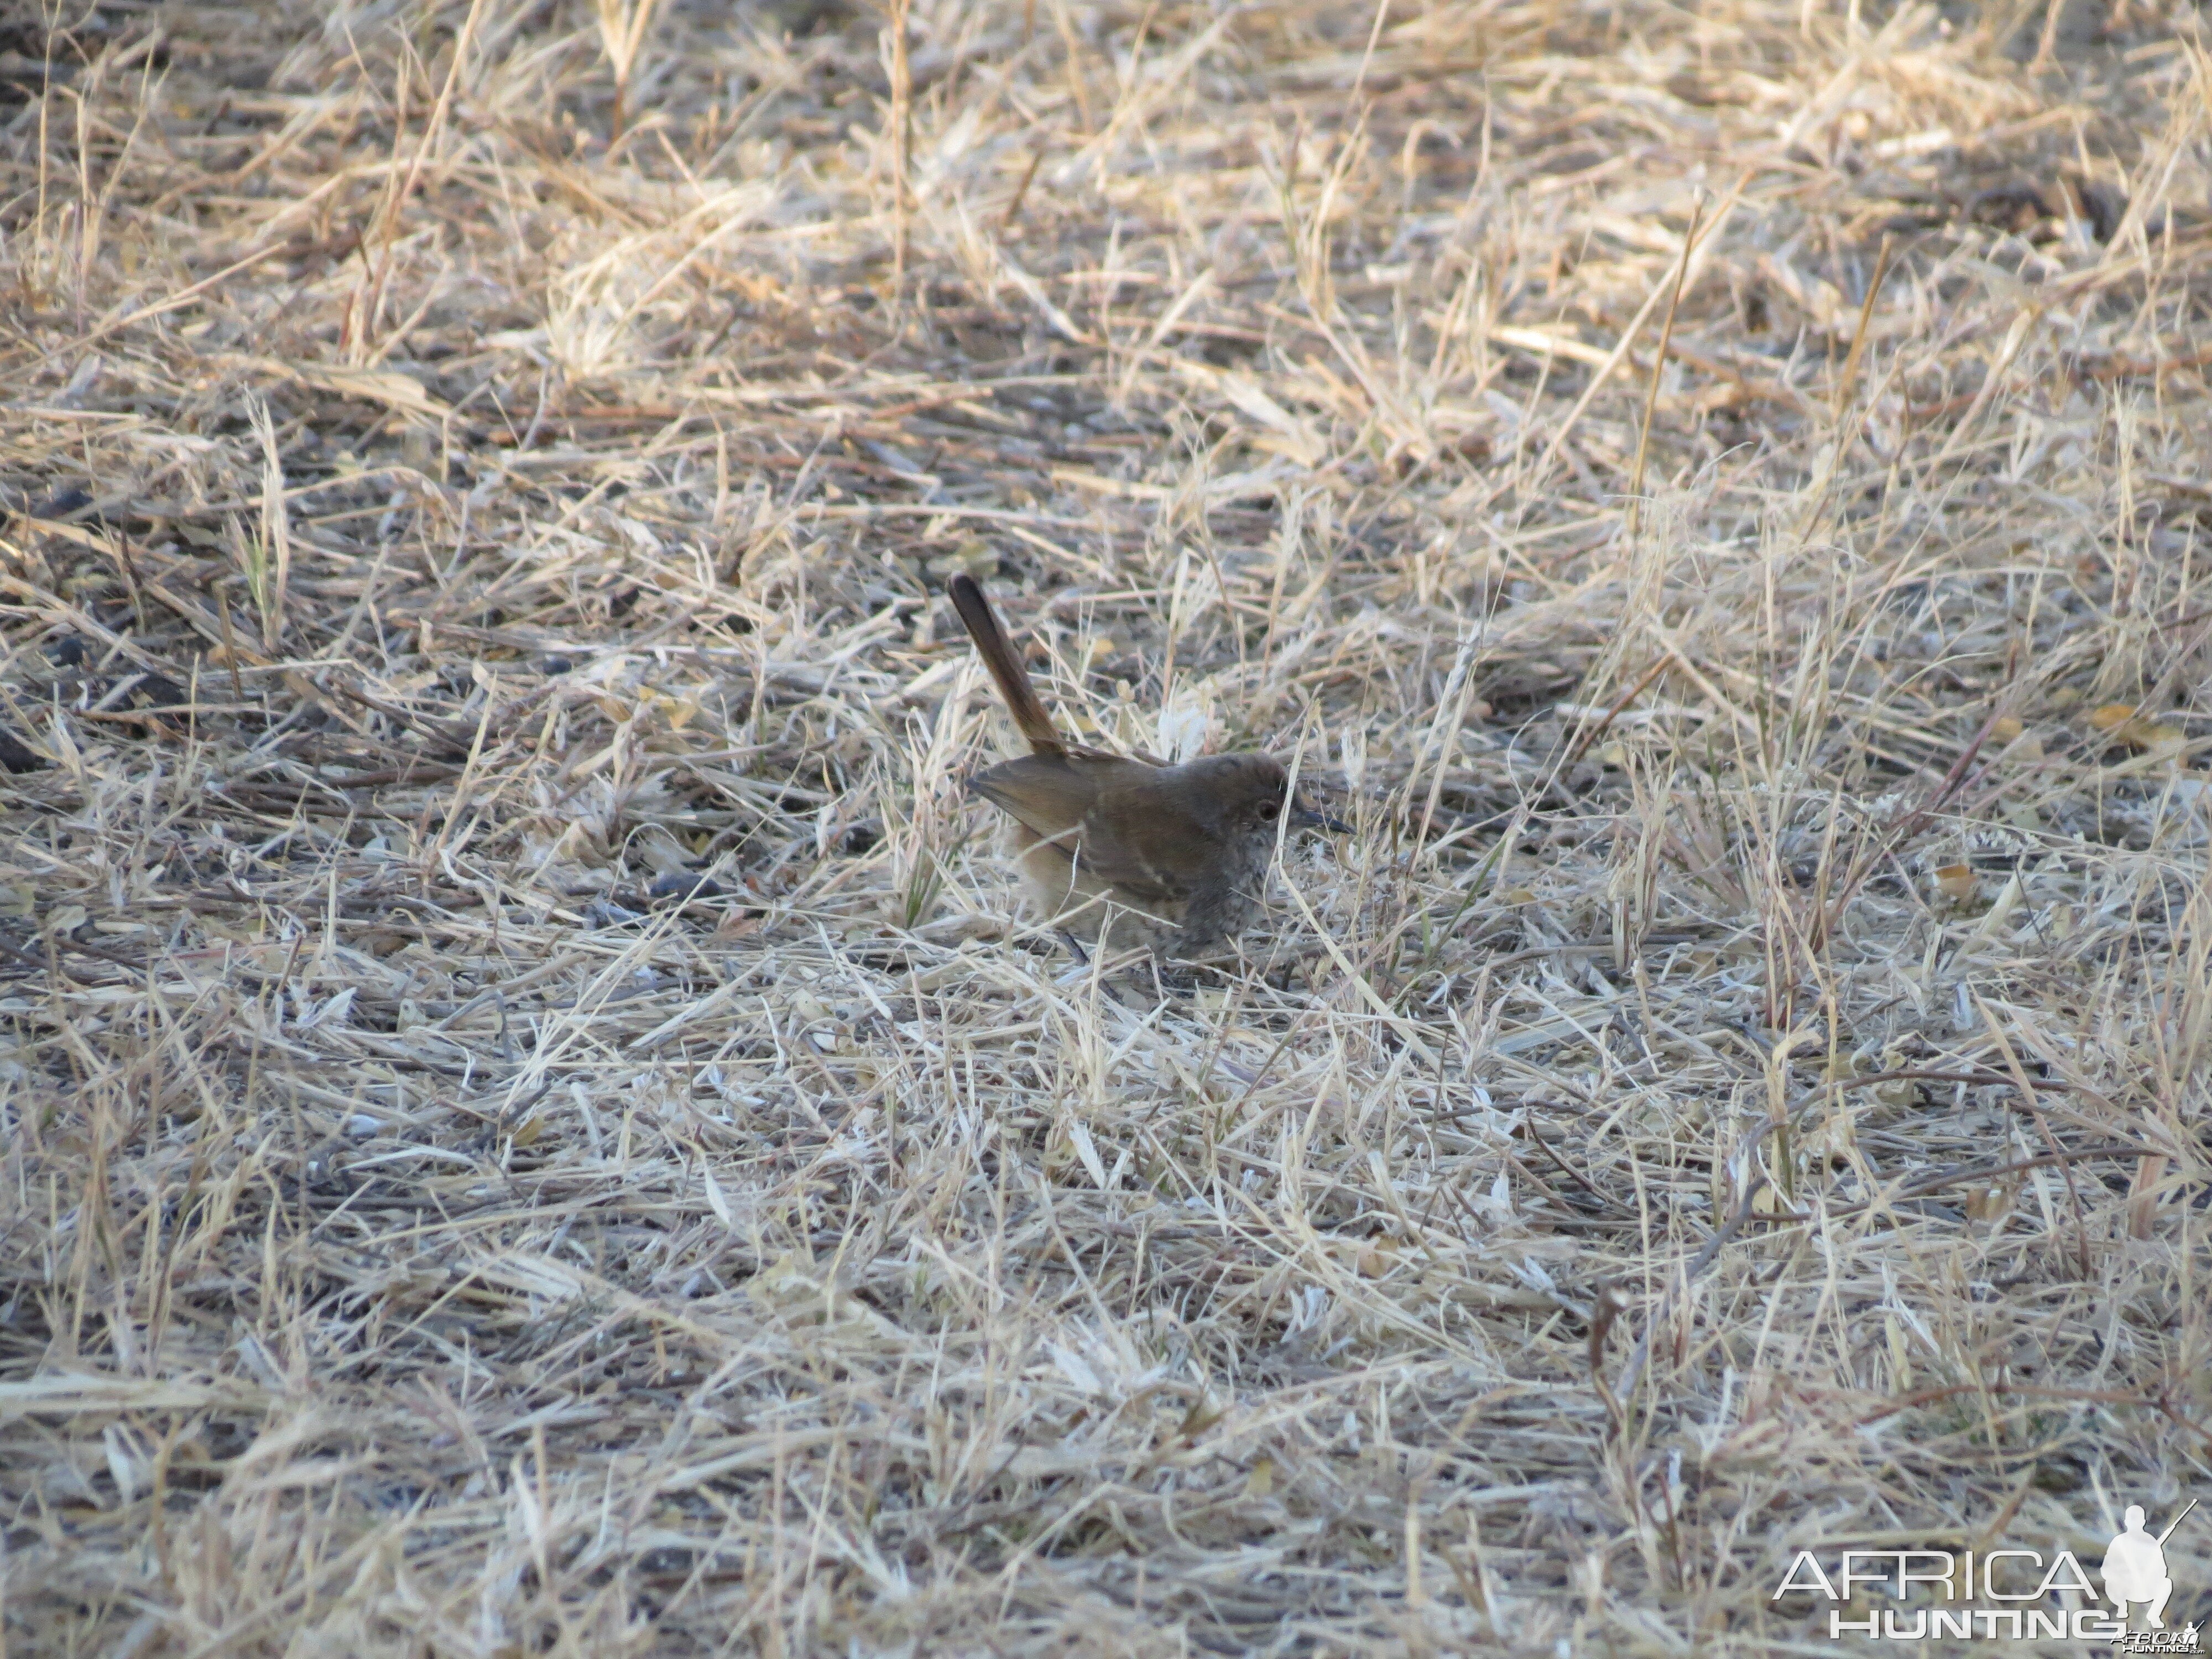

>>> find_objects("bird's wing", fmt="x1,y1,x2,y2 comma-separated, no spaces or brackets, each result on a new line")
973,761,1133,849
1063,776,1227,908
968,757,1209,909
968,754,1103,839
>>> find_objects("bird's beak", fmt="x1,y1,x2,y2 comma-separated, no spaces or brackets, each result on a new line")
1292,800,1352,834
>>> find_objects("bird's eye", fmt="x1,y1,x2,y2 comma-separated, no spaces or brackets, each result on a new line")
1258,800,1281,821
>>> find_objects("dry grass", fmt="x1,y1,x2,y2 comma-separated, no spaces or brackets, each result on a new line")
4,0,2211,1652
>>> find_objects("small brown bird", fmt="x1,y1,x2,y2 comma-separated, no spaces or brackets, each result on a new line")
949,573,1343,957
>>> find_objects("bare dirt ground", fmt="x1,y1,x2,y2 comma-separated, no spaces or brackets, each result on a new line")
3,0,2210,1652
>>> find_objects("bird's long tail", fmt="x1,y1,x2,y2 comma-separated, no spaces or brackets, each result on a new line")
950,573,1062,754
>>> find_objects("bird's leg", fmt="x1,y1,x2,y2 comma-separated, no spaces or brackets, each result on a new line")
1057,928,1092,965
